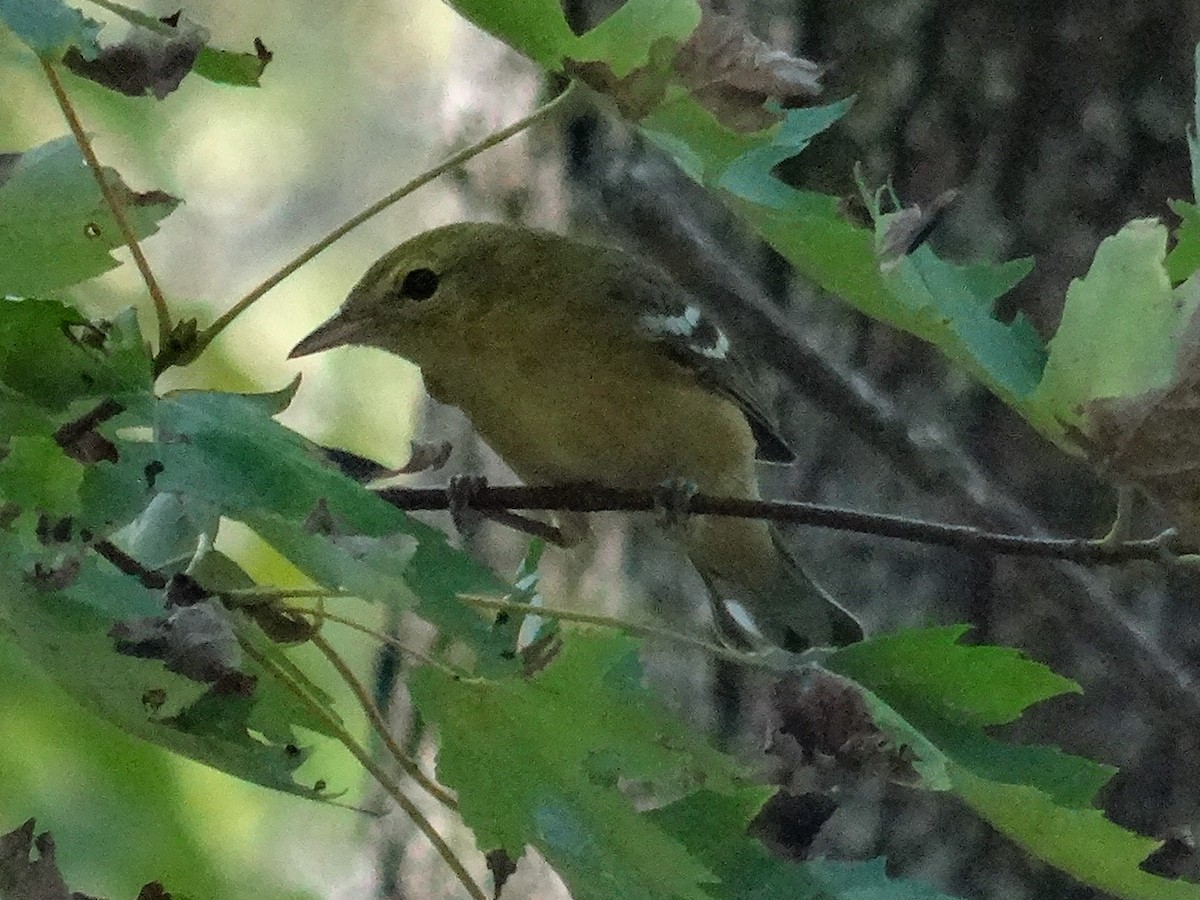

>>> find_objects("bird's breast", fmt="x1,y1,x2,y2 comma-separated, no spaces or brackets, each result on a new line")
418,320,759,496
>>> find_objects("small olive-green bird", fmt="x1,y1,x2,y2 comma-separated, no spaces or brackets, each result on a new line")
290,222,862,650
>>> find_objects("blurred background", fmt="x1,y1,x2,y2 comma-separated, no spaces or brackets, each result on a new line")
4,0,1200,897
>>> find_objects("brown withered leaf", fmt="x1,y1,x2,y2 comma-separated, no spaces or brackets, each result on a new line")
485,848,519,899
136,883,174,900
769,669,919,791
110,600,245,685
674,14,824,132
1140,826,1199,880
0,819,78,900
565,13,824,132
1085,298,1200,539
748,791,838,861
27,556,83,591
878,188,961,268
63,14,208,100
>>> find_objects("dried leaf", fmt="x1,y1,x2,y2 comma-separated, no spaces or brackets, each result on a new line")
748,790,838,861
565,12,825,132
485,848,519,898
245,604,318,644
27,556,82,591
135,883,174,900
878,188,961,267
110,600,245,684
0,820,74,900
1140,827,1199,880
62,14,209,100
563,37,678,121
674,14,824,132
1085,297,1200,538
770,670,919,789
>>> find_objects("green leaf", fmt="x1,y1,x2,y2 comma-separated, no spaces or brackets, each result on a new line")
0,0,100,59
1028,219,1191,438
828,627,1105,807
649,789,962,899
716,100,855,206
0,137,179,295
568,0,699,78
1167,200,1200,284
0,299,151,410
0,435,83,515
411,634,743,900
192,44,270,87
0,525,332,798
445,0,577,71
641,94,1046,429
128,387,516,672
952,769,1200,900
447,0,698,78
826,629,1196,900
829,625,1078,728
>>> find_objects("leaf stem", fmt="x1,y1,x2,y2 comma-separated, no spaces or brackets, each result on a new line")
189,81,579,360
41,59,173,350
309,631,459,811
457,594,796,670
286,603,470,682
237,631,487,900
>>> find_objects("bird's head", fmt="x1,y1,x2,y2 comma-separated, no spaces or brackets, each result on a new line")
289,221,545,362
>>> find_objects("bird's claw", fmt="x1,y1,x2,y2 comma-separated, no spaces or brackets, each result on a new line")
654,477,698,537
447,473,488,539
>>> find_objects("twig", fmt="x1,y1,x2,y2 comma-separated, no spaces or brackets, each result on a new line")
375,482,1187,566
284,603,469,682
238,634,487,900
92,539,168,590
189,82,580,361
309,631,460,811
458,594,805,671
41,60,173,350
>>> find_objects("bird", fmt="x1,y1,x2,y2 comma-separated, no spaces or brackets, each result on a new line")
290,221,863,651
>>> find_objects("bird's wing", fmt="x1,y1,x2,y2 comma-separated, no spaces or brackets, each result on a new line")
604,254,795,463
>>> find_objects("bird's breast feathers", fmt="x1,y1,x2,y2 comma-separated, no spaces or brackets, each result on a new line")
420,314,759,494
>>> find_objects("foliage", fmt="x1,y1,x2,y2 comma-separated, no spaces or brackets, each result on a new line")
1,0,1198,898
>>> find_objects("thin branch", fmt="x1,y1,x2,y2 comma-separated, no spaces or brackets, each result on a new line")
92,539,168,590
285,603,469,682
189,81,580,360
238,634,487,900
375,482,1187,566
309,631,460,811
458,594,808,671
41,60,173,350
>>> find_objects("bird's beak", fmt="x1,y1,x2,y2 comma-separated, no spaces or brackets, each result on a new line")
289,311,360,359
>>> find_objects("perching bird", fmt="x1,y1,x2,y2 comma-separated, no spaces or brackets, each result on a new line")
290,222,862,650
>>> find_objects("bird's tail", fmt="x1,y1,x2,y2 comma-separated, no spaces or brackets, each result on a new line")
702,526,863,652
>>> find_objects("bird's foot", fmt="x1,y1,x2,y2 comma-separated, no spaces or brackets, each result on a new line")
654,477,698,539
447,473,488,540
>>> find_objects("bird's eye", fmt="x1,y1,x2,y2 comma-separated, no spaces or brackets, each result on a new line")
399,268,440,301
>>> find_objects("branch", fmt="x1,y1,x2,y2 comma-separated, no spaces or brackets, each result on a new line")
186,81,580,365
41,60,173,350
375,482,1187,566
